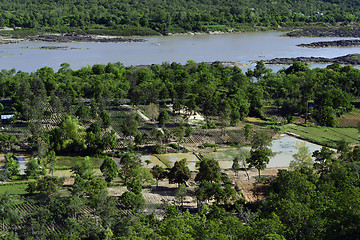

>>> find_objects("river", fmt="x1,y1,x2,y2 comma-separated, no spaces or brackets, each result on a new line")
1,31,360,72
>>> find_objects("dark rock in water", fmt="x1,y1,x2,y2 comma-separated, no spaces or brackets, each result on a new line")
297,40,360,48
4,33,146,43
262,54,360,65
28,34,146,43
286,28,360,37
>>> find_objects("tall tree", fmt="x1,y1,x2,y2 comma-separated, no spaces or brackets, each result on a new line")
71,156,95,180
5,154,20,179
247,148,272,178
151,165,167,187
195,157,221,183
25,158,41,179
173,124,185,152
168,158,191,187
247,132,273,177
145,103,160,121
118,153,139,184
100,156,118,185
158,109,170,127
46,150,57,177
289,143,313,171
234,148,250,180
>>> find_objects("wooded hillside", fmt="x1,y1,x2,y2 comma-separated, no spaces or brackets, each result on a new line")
0,0,359,35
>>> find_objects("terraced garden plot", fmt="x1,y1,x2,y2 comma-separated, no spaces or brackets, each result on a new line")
2,196,135,234
108,106,129,135
0,121,30,140
187,129,245,145
338,108,360,127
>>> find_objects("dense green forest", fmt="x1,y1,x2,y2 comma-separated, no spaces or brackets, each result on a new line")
1,142,360,239
0,0,360,35
0,61,360,239
0,61,358,131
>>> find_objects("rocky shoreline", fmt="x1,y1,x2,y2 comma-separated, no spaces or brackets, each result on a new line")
0,33,146,44
297,39,360,48
262,54,360,65
286,27,360,37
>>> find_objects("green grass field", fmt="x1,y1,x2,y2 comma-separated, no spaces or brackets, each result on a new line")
56,156,103,168
0,183,28,195
282,124,360,148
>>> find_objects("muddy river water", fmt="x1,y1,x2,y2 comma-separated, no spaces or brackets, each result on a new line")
1,31,360,72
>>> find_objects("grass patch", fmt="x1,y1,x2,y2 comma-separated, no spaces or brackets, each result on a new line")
155,153,199,169
153,155,171,168
0,183,28,195
282,124,360,148
56,155,103,168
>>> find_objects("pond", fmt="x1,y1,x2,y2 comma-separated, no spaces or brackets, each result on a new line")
15,156,26,175
204,135,323,169
144,135,323,171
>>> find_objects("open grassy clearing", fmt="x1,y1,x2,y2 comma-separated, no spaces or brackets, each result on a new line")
0,183,28,195
56,155,103,168
282,124,360,148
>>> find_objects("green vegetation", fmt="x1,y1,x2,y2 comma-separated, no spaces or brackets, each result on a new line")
0,48,360,238
56,156,102,168
282,124,360,148
0,0,360,36
0,183,28,195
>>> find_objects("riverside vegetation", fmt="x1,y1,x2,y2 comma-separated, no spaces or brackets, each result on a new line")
0,60,360,239
0,0,360,36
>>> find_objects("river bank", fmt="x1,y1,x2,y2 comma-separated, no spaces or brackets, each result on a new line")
2,26,359,45
297,39,360,48
262,53,360,65
0,33,146,44
286,27,360,37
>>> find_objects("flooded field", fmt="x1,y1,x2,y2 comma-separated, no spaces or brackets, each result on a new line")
140,155,167,168
145,136,323,171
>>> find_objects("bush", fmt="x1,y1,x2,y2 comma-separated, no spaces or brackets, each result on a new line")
120,191,145,210
270,125,281,132
199,142,217,149
152,144,162,154
256,176,270,184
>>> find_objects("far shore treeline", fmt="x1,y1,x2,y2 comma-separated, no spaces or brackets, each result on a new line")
0,0,360,36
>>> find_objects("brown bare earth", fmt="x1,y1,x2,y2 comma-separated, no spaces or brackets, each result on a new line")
338,108,360,127
228,167,288,202
126,166,287,213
